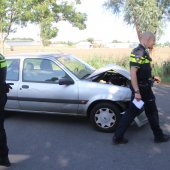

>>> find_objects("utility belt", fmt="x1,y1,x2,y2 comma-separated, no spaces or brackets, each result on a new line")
138,79,154,88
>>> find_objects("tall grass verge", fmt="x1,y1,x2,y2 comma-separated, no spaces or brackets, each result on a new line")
84,55,129,69
4,46,170,83
85,55,170,83
152,61,170,82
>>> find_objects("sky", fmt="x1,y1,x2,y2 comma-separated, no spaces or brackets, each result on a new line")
9,0,170,43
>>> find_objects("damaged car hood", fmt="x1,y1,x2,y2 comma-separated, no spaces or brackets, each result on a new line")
86,64,131,80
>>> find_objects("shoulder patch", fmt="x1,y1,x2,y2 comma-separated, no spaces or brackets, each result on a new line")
131,48,145,59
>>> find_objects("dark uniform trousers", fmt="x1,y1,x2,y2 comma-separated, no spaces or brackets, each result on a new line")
115,84,163,139
0,93,8,157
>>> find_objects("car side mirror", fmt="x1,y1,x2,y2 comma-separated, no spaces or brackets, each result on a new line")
59,78,74,85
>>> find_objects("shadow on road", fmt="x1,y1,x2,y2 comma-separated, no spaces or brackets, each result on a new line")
5,111,89,126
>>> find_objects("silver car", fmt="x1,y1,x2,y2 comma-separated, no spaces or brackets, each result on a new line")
5,53,147,132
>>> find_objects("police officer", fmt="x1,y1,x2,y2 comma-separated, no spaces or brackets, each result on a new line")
0,53,12,166
113,32,170,144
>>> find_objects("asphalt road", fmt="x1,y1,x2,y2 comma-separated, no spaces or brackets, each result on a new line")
1,84,170,170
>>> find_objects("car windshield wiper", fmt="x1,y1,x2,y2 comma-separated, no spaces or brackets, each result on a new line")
81,73,91,79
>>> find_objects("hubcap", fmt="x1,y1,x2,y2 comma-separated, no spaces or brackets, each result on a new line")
95,108,116,128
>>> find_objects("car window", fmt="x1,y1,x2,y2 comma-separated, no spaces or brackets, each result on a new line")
23,58,67,83
6,59,20,81
57,55,95,79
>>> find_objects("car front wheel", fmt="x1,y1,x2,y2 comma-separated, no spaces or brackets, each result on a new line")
90,102,121,132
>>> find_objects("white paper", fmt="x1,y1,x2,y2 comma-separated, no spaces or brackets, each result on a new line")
132,99,144,109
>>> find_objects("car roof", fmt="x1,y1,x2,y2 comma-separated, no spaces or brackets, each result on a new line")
5,52,68,60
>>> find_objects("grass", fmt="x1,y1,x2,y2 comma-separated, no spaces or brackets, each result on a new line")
4,46,170,83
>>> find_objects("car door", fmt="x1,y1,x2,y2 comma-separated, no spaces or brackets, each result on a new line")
5,58,20,110
18,58,79,114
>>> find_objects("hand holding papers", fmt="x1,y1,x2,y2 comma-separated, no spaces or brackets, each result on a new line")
132,99,144,109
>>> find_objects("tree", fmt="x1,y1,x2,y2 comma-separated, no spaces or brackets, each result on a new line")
112,39,121,43
87,38,94,44
104,0,170,41
0,0,46,53
164,41,170,47
0,0,87,53
0,0,24,53
24,0,87,46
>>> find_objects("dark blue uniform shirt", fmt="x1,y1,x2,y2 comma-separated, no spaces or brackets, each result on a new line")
129,44,153,83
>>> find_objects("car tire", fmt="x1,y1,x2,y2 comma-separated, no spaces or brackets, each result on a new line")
90,102,121,132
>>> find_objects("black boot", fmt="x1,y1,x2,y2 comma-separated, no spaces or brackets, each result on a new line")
112,136,128,145
0,156,11,167
154,134,170,143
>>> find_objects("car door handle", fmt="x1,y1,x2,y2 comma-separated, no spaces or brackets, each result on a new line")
22,85,29,89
